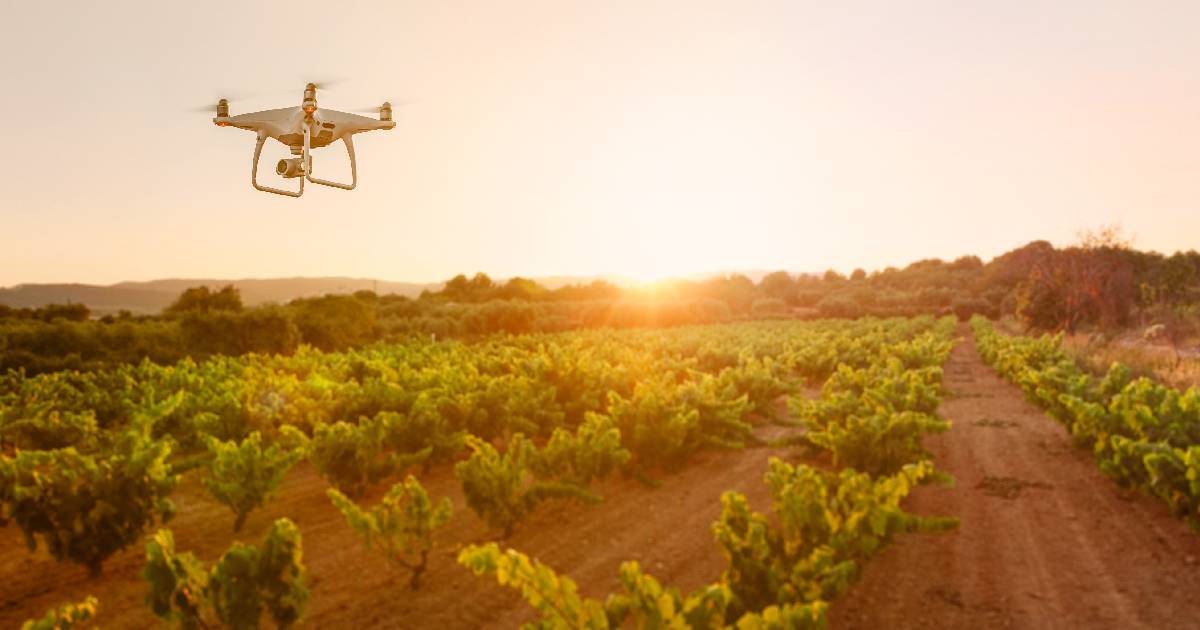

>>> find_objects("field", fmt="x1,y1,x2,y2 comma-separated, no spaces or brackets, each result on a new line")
3,317,1200,628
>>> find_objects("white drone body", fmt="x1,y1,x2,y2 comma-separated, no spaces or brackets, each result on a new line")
212,84,395,197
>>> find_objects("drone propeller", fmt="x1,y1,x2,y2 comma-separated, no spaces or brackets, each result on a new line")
187,91,256,114
303,78,346,90
349,99,416,113
275,78,348,96
350,100,417,122
349,100,416,122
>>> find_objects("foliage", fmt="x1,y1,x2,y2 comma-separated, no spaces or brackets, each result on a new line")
327,475,452,589
166,285,244,314
179,307,299,358
0,402,179,576
973,316,1200,526
284,416,432,498
291,294,377,351
796,329,953,476
144,518,308,630
202,431,303,532
714,459,957,616
455,317,958,627
459,543,610,629
531,414,631,487
460,544,759,629
454,435,597,538
21,597,99,630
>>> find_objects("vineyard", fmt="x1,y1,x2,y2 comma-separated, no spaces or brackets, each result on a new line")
2,315,1199,628
972,317,1200,527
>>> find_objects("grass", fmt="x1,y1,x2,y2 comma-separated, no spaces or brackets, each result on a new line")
1062,332,1200,391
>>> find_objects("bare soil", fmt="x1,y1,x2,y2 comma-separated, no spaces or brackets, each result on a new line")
830,325,1200,630
4,328,1199,629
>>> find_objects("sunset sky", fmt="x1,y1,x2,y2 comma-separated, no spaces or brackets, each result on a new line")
1,1,1198,286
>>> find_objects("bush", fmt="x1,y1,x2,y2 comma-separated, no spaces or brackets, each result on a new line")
286,416,432,498
144,518,308,629
454,435,596,538
328,476,452,589
0,404,180,576
202,432,303,532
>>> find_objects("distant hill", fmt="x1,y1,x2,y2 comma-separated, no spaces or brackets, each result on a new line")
0,277,439,315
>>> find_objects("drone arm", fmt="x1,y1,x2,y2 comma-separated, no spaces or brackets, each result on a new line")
306,134,357,190
251,130,304,197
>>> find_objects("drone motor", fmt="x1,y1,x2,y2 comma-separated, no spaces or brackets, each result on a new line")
303,83,318,114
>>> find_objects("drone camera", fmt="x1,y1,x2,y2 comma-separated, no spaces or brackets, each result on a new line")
276,158,306,178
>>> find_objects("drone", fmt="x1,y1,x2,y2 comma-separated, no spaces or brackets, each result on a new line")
209,83,395,197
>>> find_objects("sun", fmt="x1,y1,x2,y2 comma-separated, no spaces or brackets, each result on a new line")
617,247,707,286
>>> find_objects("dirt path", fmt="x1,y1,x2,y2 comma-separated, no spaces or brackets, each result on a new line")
0,416,800,628
830,325,1200,630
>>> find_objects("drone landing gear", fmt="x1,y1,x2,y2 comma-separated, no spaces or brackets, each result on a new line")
250,126,358,197
252,130,303,197
308,134,356,191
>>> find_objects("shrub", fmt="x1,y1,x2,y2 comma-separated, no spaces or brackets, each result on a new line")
328,476,452,589
144,518,308,629
202,432,303,532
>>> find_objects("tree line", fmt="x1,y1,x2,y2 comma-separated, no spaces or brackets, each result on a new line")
2,234,1197,373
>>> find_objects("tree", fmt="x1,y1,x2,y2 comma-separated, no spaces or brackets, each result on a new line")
180,307,299,357
36,303,91,322
759,271,796,302
1015,230,1136,332
166,285,243,314
494,277,546,301
291,294,377,351
822,269,845,283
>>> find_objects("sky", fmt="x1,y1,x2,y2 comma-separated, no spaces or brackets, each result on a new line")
2,1,1198,286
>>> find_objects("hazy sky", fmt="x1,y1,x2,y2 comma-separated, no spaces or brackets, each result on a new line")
2,1,1198,286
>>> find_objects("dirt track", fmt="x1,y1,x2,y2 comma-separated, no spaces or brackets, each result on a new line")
830,325,1200,629
3,328,1200,628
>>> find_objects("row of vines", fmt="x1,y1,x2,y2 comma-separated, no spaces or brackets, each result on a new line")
2,316,955,628
459,316,960,628
972,316,1200,527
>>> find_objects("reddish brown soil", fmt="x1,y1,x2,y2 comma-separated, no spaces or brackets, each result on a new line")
0,414,803,628
830,325,1200,629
